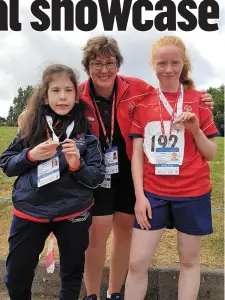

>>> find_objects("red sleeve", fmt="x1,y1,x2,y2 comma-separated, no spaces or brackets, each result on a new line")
129,105,143,138
26,150,37,163
69,160,81,171
199,102,219,138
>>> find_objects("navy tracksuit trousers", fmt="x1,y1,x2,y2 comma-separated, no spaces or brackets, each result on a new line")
5,213,92,300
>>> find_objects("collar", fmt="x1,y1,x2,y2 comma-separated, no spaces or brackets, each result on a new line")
90,80,115,103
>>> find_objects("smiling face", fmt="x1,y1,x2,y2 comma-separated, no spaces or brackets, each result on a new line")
154,45,184,90
46,73,76,115
88,56,119,94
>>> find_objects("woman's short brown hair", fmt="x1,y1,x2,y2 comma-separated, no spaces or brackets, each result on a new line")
82,35,124,74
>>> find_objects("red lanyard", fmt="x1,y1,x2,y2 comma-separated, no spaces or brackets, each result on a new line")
157,86,181,139
93,93,116,148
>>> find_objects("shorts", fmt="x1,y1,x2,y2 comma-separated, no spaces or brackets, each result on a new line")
134,191,213,235
92,170,135,216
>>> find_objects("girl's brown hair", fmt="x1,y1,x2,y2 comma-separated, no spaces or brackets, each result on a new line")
151,36,195,90
82,35,124,74
20,64,87,147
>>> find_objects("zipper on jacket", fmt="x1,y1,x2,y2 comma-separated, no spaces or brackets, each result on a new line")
81,98,96,115
116,83,129,108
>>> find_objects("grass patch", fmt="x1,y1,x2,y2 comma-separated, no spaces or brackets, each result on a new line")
0,127,224,267
0,127,18,197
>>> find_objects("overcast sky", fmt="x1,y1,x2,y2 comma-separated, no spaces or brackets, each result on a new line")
0,0,224,117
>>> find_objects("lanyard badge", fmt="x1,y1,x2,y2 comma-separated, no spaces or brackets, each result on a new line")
37,156,60,187
93,93,119,188
37,117,75,187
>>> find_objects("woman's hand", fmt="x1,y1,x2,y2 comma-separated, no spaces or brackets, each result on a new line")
29,139,59,161
174,112,200,135
135,194,152,230
62,139,80,169
200,91,214,110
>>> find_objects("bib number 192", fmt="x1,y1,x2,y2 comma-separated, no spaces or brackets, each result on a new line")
151,135,178,152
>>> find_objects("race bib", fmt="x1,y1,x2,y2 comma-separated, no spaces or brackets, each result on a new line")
143,121,185,165
37,156,60,187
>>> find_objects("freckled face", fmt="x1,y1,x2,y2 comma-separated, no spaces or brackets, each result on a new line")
154,45,184,86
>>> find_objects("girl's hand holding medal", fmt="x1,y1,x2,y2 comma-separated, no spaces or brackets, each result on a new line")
62,139,80,169
29,139,59,161
174,112,200,135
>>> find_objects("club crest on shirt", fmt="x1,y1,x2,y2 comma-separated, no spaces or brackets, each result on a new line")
184,105,192,112
128,101,137,119
87,116,95,122
73,133,85,145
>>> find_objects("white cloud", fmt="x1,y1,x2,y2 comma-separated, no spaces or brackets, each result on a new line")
0,0,224,117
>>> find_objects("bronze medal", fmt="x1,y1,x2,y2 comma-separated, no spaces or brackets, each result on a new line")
173,122,184,132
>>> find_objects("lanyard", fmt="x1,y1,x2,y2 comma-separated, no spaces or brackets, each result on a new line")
157,84,184,138
46,116,75,143
92,93,116,148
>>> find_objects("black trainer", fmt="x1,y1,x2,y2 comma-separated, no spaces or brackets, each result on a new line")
83,295,98,300
107,293,124,300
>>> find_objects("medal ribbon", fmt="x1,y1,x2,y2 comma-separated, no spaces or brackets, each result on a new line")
46,116,75,143
157,84,184,138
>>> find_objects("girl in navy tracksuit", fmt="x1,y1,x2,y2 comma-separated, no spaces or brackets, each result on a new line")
0,64,105,300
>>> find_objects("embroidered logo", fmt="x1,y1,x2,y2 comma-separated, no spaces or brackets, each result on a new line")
87,116,95,122
68,211,90,223
73,133,85,145
184,105,192,112
128,101,137,119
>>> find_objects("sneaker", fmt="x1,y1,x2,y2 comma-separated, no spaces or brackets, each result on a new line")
83,295,98,300
107,293,124,300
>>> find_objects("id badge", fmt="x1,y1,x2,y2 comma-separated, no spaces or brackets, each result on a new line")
104,146,119,175
100,174,111,189
155,148,180,175
37,156,60,187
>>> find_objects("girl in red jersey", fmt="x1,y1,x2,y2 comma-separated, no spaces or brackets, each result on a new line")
125,36,219,300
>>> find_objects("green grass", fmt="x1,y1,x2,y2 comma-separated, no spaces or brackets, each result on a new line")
0,127,18,197
202,136,224,266
0,127,224,267
0,126,18,153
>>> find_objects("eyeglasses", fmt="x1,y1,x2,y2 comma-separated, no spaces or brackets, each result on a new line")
90,62,117,70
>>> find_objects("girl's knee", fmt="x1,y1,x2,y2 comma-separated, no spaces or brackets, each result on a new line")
113,213,134,233
179,251,200,268
129,257,151,274
88,220,112,247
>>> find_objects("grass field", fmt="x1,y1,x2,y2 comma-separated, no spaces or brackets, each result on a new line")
0,126,224,267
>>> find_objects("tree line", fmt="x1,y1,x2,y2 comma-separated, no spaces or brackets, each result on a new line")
0,84,224,136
